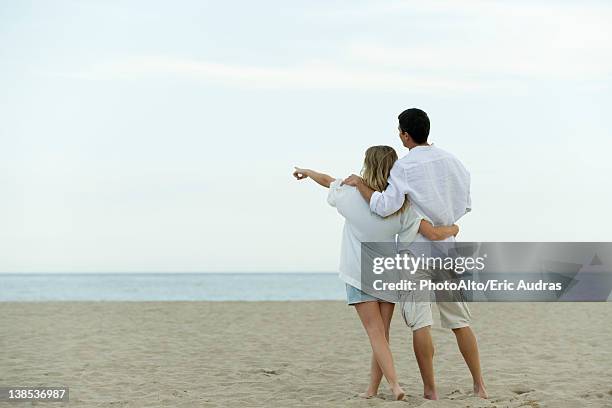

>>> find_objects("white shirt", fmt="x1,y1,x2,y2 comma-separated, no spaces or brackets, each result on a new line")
327,179,422,290
370,145,471,233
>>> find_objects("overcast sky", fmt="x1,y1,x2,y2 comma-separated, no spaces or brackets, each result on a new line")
1,0,611,272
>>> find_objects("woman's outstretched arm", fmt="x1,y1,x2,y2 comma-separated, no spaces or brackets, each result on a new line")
418,220,459,241
293,167,335,188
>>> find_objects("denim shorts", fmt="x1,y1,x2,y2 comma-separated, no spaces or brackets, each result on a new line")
346,284,385,305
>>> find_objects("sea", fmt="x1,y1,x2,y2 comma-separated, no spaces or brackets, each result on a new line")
0,273,345,302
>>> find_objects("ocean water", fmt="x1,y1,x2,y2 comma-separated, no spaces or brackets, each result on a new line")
0,273,345,301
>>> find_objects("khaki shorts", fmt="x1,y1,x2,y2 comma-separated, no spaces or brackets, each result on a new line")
400,268,472,331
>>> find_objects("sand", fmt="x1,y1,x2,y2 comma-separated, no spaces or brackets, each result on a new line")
1,301,611,407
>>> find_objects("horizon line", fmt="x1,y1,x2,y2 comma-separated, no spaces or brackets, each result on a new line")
0,271,337,275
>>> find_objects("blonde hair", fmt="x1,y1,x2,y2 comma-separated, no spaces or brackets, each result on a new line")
361,145,409,216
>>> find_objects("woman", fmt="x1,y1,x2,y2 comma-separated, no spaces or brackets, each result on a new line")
293,145,458,400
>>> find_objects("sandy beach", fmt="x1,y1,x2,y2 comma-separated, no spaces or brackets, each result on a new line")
1,301,611,407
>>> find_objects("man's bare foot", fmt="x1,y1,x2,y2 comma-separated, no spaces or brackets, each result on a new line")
474,381,488,399
391,384,405,401
424,388,439,400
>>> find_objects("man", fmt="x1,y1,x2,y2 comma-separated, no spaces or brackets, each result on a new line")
343,108,487,400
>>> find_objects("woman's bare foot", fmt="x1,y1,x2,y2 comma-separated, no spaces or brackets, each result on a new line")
358,387,378,399
391,383,405,401
474,381,488,399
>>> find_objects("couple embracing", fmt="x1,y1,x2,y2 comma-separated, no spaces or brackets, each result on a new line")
293,108,487,401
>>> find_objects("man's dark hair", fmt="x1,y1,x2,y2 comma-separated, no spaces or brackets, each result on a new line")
398,108,430,144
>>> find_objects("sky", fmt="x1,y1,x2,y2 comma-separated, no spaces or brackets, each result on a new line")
1,0,611,273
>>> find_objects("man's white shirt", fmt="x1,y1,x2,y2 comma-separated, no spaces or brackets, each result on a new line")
369,145,471,247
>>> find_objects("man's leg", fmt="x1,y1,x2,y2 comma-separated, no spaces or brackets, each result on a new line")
452,326,487,398
401,294,437,400
437,298,488,399
413,326,438,400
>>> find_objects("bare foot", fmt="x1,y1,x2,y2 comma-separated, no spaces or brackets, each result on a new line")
391,384,405,401
358,388,377,399
474,382,488,399
424,389,439,400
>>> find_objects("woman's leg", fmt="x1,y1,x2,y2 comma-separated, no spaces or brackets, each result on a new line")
364,302,394,397
355,301,404,400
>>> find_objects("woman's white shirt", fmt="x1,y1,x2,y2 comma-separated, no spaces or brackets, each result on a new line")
327,179,422,290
